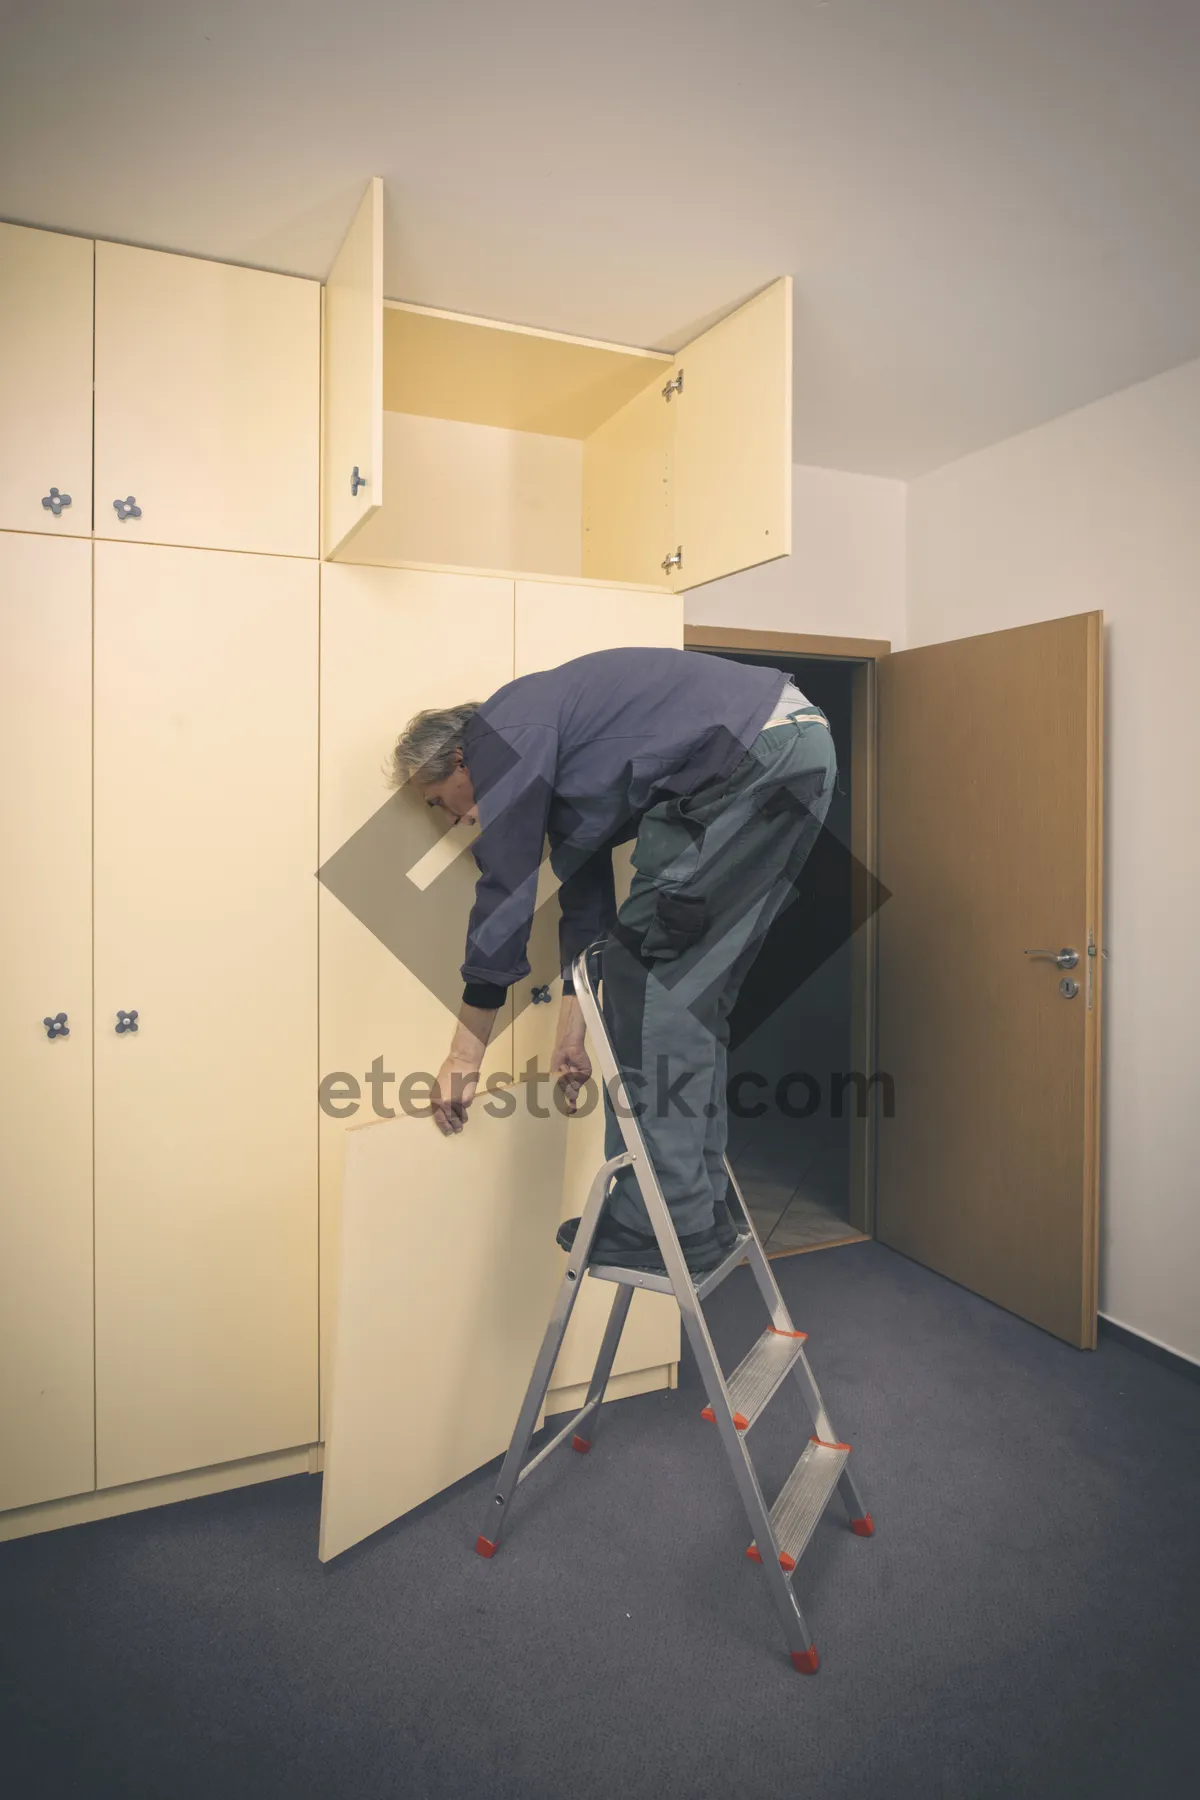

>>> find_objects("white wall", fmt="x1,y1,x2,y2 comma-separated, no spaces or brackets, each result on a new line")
685,462,906,645
907,356,1200,1365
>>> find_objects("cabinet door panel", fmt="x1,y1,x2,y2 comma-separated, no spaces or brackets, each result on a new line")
323,178,384,559
0,224,93,537
0,535,94,1511
94,243,319,558
93,543,318,1487
673,276,792,591
512,580,683,1386
318,563,514,1430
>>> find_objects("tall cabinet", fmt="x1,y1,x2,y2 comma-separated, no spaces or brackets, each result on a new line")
1,183,795,1540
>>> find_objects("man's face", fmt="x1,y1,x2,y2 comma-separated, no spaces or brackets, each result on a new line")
418,753,477,824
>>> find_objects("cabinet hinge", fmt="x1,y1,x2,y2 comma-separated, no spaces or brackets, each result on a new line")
661,546,683,574
662,370,684,402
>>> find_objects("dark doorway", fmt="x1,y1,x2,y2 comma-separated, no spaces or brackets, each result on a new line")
696,649,867,1256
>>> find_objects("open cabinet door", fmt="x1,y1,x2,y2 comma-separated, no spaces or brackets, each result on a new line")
671,276,792,592
876,613,1104,1347
323,177,383,558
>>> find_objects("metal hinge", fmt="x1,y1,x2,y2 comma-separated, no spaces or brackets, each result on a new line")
662,370,683,402
661,546,682,574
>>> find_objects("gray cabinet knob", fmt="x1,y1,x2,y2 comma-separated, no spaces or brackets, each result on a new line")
42,488,72,517
350,466,367,497
113,496,142,522
115,1009,139,1034
43,1012,69,1039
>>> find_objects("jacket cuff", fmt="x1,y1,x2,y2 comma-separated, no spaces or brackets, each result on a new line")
462,980,508,1010
560,973,575,996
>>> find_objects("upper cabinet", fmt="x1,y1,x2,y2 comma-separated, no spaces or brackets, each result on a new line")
0,224,94,537
94,243,320,559
321,179,792,592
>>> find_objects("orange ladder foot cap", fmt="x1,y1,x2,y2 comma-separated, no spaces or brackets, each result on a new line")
791,1646,820,1675
851,1514,875,1537
571,1435,591,1453
475,1536,498,1558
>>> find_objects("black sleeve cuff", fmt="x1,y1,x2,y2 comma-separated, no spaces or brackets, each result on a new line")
560,975,575,996
462,980,508,1010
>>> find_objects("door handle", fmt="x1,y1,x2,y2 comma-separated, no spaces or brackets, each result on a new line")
1023,947,1080,970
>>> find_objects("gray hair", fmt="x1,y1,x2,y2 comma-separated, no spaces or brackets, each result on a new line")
388,702,480,788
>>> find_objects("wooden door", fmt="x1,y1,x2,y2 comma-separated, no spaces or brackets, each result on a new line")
0,534,95,1511
511,579,683,1393
322,177,384,559
671,276,792,593
318,562,514,1424
876,613,1104,1347
93,542,318,1486
0,223,93,537
94,242,320,558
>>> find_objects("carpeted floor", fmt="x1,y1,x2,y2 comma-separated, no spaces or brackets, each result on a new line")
2,1241,1198,1800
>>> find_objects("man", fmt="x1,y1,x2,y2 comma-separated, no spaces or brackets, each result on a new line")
392,647,835,1277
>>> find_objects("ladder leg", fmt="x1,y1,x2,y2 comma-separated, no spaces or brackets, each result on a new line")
570,1284,634,1452
475,1149,631,1557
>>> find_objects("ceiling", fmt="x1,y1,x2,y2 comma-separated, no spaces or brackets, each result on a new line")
3,0,1199,477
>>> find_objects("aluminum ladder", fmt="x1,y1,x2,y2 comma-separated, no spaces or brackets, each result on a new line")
475,941,874,1674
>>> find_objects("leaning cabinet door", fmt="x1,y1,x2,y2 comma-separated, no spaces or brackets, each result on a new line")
0,535,95,1512
670,276,792,592
510,579,684,1398
322,176,384,558
0,223,93,537
93,543,318,1488
94,243,320,557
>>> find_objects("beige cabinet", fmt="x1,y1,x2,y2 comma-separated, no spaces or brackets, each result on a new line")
317,561,516,1423
0,534,95,1511
92,542,318,1487
322,178,791,591
510,578,684,1397
94,243,320,559
0,224,94,537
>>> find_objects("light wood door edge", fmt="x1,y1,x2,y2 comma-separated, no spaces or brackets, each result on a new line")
848,659,879,1237
684,625,891,662
1080,611,1104,1347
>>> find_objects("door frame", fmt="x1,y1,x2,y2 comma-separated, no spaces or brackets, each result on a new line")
683,625,889,1236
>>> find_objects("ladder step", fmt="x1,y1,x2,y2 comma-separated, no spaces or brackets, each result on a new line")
746,1438,850,1572
700,1325,809,1432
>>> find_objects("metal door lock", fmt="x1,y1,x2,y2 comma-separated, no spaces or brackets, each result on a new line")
1023,946,1079,969
43,1012,69,1039
113,496,142,521
115,1009,140,1034
1059,978,1079,999
41,488,72,517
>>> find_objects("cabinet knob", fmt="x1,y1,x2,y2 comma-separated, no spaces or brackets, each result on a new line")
115,1009,140,1034
113,496,142,522
350,466,367,497
41,488,72,517
531,984,553,1005
43,1012,70,1039
661,546,683,574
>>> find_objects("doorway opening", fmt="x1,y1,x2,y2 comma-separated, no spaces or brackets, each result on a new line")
687,629,886,1258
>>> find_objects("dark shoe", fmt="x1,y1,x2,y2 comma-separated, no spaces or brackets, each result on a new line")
556,1215,726,1277
713,1197,739,1252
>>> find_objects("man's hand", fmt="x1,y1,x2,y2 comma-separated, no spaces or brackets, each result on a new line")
432,1057,481,1136
551,995,591,1115
431,1000,498,1135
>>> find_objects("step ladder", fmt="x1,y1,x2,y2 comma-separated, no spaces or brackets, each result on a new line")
475,942,874,1674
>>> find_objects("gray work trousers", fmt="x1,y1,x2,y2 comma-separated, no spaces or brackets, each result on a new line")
601,710,836,1238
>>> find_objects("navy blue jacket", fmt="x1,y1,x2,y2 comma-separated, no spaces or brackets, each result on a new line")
459,647,786,1004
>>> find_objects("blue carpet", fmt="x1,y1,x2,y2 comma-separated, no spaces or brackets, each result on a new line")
2,1241,1197,1799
